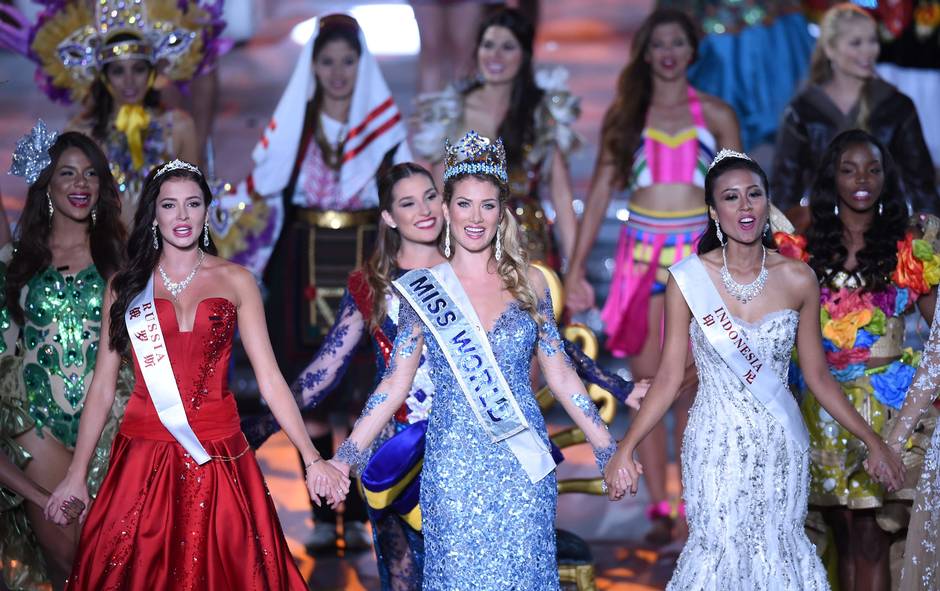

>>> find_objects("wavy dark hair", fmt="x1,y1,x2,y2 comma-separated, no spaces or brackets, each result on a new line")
3,132,125,324
697,155,777,254
83,32,161,141
805,129,905,292
366,162,438,328
602,9,698,189
462,8,543,171
109,165,217,351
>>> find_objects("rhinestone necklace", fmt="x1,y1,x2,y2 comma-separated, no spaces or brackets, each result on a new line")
720,245,767,304
159,249,206,299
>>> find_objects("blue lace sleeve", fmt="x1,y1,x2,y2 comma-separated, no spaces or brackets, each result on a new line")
241,290,365,448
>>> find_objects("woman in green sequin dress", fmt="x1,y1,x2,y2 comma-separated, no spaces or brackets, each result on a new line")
0,131,127,590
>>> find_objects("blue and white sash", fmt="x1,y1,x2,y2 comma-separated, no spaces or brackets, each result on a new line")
393,263,555,483
126,276,211,464
670,255,809,452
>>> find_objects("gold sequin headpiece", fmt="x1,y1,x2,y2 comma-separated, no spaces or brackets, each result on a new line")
443,131,508,183
708,148,752,171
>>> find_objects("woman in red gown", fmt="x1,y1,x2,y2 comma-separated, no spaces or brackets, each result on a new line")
44,159,349,590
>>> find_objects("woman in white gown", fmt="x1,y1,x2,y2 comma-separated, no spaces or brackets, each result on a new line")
605,149,903,590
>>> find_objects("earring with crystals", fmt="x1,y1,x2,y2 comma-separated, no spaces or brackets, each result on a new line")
834,202,840,216
91,207,97,227
203,220,210,248
152,224,160,249
444,221,451,258
764,220,770,234
878,200,883,216
715,219,724,244
494,228,502,262
47,192,54,224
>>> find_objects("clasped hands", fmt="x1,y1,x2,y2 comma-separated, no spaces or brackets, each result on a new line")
304,456,353,509
863,439,905,492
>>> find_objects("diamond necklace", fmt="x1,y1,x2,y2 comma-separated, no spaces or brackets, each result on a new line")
720,245,767,304
159,249,206,299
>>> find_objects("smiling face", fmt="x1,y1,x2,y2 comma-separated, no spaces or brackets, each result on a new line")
710,168,769,245
382,173,443,244
826,17,879,81
105,59,152,107
154,178,207,250
835,142,884,214
645,22,694,81
313,39,360,102
445,176,502,255
47,147,100,224
477,25,524,85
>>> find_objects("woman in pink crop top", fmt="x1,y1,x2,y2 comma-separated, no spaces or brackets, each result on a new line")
564,8,742,547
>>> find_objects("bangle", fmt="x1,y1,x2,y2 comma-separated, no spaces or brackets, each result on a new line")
303,457,322,473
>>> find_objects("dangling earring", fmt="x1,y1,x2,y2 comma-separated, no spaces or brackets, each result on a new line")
834,203,840,216
91,207,97,227
764,221,771,234
444,221,451,258
47,192,54,225
878,200,884,216
152,224,160,250
203,220,210,248
494,228,502,262
715,219,724,245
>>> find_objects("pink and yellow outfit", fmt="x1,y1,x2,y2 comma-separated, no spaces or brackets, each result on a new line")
602,87,716,357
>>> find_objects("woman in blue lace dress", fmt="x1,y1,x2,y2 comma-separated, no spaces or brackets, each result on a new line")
327,132,625,589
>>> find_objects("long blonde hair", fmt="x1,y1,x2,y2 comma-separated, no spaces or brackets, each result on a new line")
443,173,543,324
808,3,876,129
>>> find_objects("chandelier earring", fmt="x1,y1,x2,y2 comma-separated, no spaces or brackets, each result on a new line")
47,192,54,223
494,228,502,262
878,200,883,216
444,221,452,258
91,207,97,227
764,220,770,234
834,202,840,216
151,224,160,250
715,219,724,244
203,220,210,248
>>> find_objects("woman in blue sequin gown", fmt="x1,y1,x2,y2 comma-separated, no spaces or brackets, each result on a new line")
329,133,624,589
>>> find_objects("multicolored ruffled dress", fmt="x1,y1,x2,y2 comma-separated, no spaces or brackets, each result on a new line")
779,223,940,518
0,244,132,590
412,66,581,268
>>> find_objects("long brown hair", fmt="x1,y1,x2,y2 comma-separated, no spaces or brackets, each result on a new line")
365,162,437,328
601,8,698,189
3,132,125,324
808,3,876,129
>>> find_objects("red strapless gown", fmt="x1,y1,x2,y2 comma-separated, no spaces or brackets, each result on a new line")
67,298,306,590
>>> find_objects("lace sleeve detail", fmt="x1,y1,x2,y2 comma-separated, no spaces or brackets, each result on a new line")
888,295,940,447
535,289,615,471
563,340,634,404
240,291,364,448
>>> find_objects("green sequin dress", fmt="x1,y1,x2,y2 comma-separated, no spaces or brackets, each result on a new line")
0,244,132,590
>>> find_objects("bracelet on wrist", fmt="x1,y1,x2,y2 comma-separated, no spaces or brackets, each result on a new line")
303,456,322,473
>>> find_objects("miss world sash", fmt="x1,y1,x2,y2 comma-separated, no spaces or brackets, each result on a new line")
670,255,809,452
393,263,555,483
126,276,211,464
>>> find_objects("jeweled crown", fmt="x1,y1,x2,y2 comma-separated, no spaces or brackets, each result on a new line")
155,159,202,179
708,148,752,171
443,131,508,183
8,120,58,186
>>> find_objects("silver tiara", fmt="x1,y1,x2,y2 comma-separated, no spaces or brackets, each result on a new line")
155,159,202,179
8,120,58,185
708,148,752,171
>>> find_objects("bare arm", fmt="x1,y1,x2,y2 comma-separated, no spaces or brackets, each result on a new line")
172,110,201,167
703,97,742,151
548,148,577,264
45,284,122,524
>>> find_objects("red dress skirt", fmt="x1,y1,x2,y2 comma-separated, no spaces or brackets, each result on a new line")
67,298,306,590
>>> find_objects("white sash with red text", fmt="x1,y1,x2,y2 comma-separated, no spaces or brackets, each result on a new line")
670,255,809,452
126,277,211,464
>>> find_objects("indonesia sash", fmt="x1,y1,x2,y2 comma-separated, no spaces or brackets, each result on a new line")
393,263,555,483
670,255,809,452
126,276,211,464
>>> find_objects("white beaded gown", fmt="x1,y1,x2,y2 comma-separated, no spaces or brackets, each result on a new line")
668,310,830,590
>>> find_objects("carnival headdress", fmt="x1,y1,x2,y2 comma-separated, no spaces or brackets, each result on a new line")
14,0,225,103
708,148,752,171
9,120,58,185
443,131,508,183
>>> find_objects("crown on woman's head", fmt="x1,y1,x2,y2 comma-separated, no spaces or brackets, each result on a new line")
155,159,202,179
8,120,58,185
443,131,508,183
708,148,752,171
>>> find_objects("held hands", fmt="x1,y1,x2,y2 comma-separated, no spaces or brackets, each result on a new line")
603,445,644,502
625,379,652,410
563,270,595,314
304,457,350,510
863,439,905,492
45,473,90,527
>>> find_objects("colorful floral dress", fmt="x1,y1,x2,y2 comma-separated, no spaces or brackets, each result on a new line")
780,226,940,512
